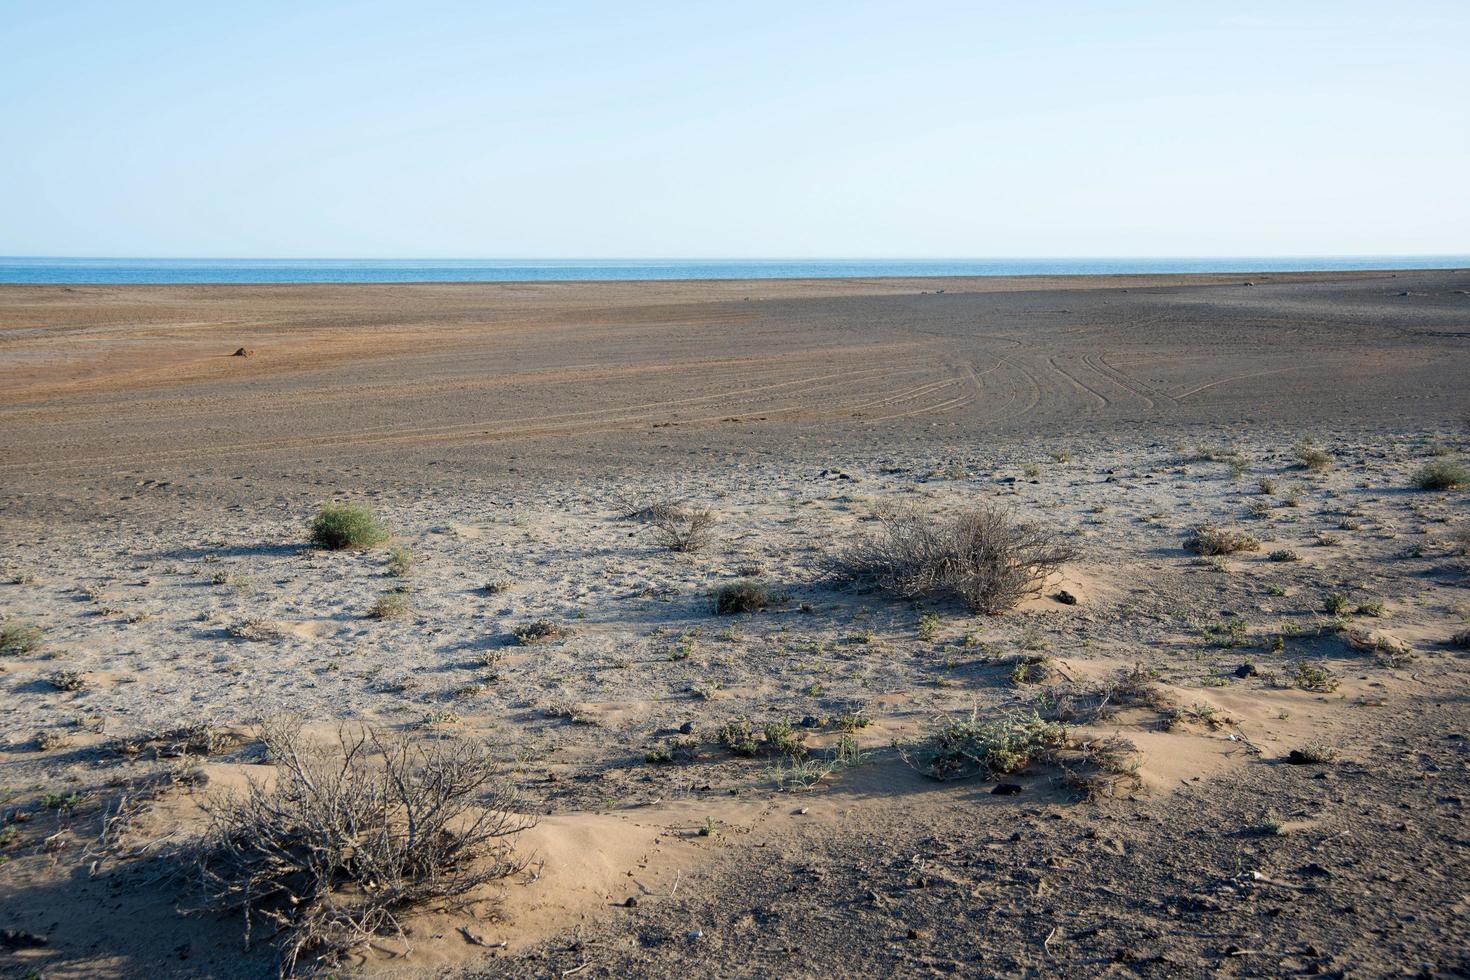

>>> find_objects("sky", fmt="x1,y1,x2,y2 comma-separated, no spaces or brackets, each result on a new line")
2,1,1467,258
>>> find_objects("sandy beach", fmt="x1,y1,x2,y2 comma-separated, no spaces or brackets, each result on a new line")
2,270,1468,978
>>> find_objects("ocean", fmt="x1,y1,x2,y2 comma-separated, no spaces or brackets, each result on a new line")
0,256,1465,285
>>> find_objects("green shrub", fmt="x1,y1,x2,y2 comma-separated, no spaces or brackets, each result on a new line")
309,503,388,550
1412,459,1469,491
0,620,43,656
908,709,1067,780
386,545,414,576
1293,441,1332,472
369,592,411,620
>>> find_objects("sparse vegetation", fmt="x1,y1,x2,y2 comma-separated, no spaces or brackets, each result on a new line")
47,668,86,691
1268,549,1300,562
1289,739,1338,764
1293,661,1339,693
191,721,528,972
905,709,1067,780
308,502,389,550
713,581,773,615
1293,440,1332,472
832,505,1077,615
513,619,564,644
368,591,411,620
386,545,414,576
1413,459,1470,491
1183,523,1260,556
637,500,716,552
0,619,43,656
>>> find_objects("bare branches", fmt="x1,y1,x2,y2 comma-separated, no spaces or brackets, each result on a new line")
630,499,716,553
191,720,531,974
832,505,1077,614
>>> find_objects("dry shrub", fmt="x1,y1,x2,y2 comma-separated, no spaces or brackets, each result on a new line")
193,721,529,973
1044,665,1172,724
639,501,715,552
1183,523,1261,556
713,581,772,615
833,505,1077,614
1062,735,1144,800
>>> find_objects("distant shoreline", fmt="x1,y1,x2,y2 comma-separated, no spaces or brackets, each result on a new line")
1,256,1467,286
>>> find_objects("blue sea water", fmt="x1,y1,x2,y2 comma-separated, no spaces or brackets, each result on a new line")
0,256,1466,285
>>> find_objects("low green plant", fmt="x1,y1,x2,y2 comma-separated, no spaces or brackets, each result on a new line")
309,502,389,550
1293,661,1339,692
368,592,411,620
386,545,415,576
1413,459,1469,491
0,620,43,656
906,709,1067,780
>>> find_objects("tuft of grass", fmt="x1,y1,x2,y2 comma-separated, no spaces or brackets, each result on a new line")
368,592,411,620
1184,524,1260,556
831,505,1077,615
713,581,773,615
1412,459,1470,491
385,545,415,576
1449,628,1470,649
1293,441,1332,472
0,619,43,656
1257,476,1278,495
1323,591,1352,616
1267,549,1300,563
1181,525,1264,555
309,502,389,550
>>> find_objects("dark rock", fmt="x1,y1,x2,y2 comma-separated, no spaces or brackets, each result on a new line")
992,782,1023,795
0,929,48,950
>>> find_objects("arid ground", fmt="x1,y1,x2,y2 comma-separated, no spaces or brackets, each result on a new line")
2,270,1468,978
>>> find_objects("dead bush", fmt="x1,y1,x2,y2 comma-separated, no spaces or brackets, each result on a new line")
192,721,529,973
713,581,773,614
633,500,715,552
1183,523,1261,556
831,505,1077,614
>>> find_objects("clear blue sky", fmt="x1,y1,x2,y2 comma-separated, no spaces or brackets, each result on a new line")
2,1,1466,258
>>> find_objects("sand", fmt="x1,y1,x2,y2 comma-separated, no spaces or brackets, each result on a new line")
0,271,1468,977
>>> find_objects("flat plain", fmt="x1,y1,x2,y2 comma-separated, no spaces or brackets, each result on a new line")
1,270,1468,978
